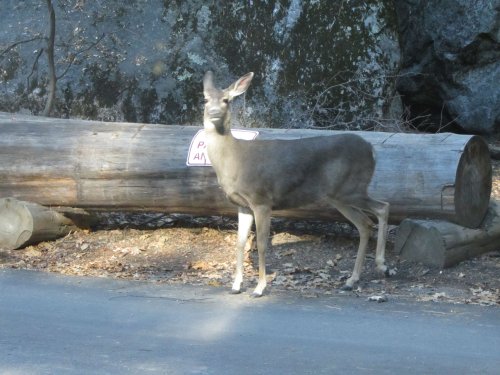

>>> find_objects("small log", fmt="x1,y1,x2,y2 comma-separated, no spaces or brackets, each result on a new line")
0,112,492,227
0,198,90,250
395,201,500,267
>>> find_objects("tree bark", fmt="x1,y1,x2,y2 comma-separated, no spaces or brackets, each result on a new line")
42,0,56,117
0,112,492,228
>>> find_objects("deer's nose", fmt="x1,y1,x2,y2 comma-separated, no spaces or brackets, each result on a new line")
208,107,222,118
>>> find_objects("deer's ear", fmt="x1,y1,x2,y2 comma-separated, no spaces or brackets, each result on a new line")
203,71,215,92
226,72,254,100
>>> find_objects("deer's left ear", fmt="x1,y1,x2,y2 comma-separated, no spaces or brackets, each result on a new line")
226,72,254,100
203,71,215,93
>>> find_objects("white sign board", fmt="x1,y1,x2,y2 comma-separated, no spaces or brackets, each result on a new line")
187,129,259,166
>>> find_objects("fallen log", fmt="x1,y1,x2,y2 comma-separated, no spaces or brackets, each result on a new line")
395,201,500,267
0,112,492,228
0,197,94,250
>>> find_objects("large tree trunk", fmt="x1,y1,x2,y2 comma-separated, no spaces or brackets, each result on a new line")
0,112,492,228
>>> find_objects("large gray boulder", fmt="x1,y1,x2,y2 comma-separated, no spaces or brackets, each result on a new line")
4,1,497,134
0,1,400,129
395,0,500,134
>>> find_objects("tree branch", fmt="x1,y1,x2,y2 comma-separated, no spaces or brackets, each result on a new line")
0,36,44,58
57,33,105,80
43,0,57,117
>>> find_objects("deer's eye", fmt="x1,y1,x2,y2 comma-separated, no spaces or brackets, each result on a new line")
222,98,229,104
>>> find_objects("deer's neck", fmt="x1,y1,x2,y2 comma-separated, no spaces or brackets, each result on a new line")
205,127,234,164
205,112,233,161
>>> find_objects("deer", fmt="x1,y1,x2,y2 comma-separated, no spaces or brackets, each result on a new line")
202,71,390,297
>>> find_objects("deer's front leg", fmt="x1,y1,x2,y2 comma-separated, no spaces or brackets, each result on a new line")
231,207,254,294
252,205,271,297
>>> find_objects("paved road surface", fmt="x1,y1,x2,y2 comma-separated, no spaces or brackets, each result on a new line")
1,269,499,374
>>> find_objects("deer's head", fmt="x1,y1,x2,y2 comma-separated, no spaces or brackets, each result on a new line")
203,71,254,135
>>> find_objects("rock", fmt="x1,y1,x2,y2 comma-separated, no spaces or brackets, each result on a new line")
395,0,500,134
0,1,400,129
3,1,496,133
368,295,388,303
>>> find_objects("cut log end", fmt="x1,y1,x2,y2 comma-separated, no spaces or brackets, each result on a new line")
0,198,34,249
455,136,492,228
0,198,83,250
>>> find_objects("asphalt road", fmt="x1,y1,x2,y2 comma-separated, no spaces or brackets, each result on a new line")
1,269,499,375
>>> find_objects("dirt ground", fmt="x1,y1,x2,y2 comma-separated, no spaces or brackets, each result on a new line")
1,140,499,306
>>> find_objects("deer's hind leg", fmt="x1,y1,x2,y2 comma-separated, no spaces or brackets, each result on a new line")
367,198,390,275
332,201,373,290
349,197,390,276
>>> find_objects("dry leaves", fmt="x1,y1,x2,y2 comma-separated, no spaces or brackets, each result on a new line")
0,212,499,306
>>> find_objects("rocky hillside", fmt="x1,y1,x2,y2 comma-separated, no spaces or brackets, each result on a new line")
1,1,498,134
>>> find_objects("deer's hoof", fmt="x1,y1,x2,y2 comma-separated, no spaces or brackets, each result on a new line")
230,288,242,295
251,291,264,298
384,268,397,278
341,284,353,291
